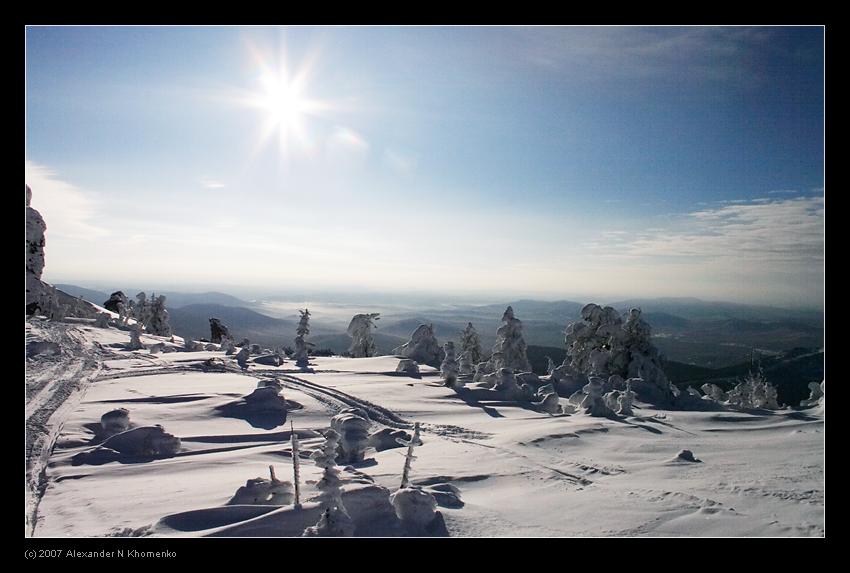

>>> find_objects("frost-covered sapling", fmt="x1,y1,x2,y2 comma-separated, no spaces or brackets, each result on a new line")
294,309,312,369
390,422,438,529
303,429,355,537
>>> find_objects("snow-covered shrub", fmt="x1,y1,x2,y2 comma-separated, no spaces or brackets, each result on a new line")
440,341,459,387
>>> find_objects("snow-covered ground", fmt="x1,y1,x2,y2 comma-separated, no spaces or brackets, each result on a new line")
27,320,824,537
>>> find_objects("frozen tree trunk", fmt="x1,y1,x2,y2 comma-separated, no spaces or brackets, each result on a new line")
398,422,421,489
291,422,302,509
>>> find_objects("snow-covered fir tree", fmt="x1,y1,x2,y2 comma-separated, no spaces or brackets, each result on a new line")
488,306,531,373
303,429,355,537
294,309,312,368
460,322,482,365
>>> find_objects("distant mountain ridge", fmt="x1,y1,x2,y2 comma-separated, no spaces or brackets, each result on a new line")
55,284,250,309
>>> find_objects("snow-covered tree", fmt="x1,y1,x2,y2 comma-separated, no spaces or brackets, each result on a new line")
488,306,532,373
303,429,355,537
393,323,443,367
209,318,230,343
347,313,380,358
440,341,459,387
294,309,312,369
459,322,482,366
561,305,675,405
147,294,172,336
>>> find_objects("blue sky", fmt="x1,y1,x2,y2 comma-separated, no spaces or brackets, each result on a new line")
25,26,824,307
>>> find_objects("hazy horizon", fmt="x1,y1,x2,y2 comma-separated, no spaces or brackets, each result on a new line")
48,276,825,312
26,26,824,310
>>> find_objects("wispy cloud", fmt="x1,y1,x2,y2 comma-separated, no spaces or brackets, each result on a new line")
584,195,824,269
25,161,109,240
508,27,815,89
200,177,226,189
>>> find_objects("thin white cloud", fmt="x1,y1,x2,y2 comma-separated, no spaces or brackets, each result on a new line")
25,161,109,240
585,196,824,268
201,177,226,189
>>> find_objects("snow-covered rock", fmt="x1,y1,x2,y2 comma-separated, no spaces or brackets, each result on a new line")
331,410,371,464
390,487,437,528
396,359,421,377
97,425,181,456
100,408,130,435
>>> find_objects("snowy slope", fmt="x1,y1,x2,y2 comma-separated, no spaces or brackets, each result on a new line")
27,321,824,537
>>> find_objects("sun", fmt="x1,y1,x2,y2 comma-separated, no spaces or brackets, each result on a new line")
255,72,308,132
235,40,332,159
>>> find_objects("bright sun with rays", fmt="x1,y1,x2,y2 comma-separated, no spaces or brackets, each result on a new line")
237,40,331,158
255,72,308,133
